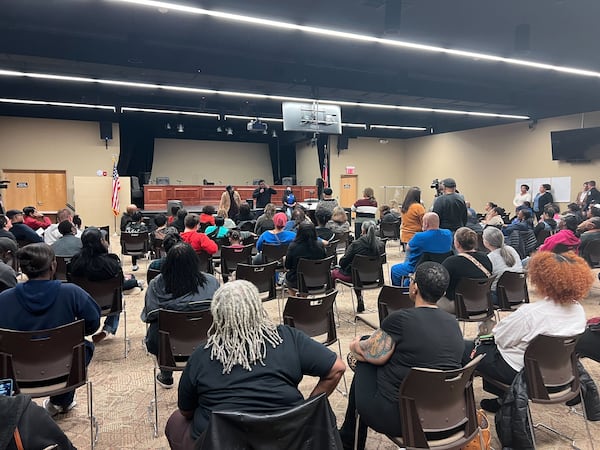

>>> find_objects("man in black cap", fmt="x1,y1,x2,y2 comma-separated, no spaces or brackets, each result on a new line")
432,178,467,233
6,209,42,244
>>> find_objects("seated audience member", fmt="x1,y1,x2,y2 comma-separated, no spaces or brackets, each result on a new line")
482,227,522,302
141,243,220,389
316,187,338,216
502,209,533,237
326,206,351,235
391,212,452,286
331,221,385,312
389,199,402,217
533,208,557,240
164,280,345,449
172,208,188,233
339,262,463,450
482,206,505,228
168,205,180,225
120,204,138,232
438,227,493,314
124,210,149,271
315,208,335,241
204,216,230,239
254,203,276,235
579,217,600,262
514,200,533,217
284,222,327,290
217,208,236,229
0,237,18,289
0,394,76,449
464,251,590,412
352,187,378,238
400,187,425,244
72,214,82,232
0,214,16,241
465,201,481,229
282,186,297,219
45,208,80,245
284,207,311,232
50,220,82,256
234,203,255,225
567,202,586,224
482,202,498,223
199,205,216,227
227,230,243,247
148,230,182,271
150,214,168,246
379,205,398,224
253,212,296,263
180,215,218,256
70,228,139,344
0,243,100,416
538,214,580,253
6,209,42,243
22,206,52,231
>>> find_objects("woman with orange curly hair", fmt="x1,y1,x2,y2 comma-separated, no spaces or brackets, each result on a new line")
463,250,591,413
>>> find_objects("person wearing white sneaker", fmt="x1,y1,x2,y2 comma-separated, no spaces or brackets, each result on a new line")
0,243,100,415
141,242,220,389
70,228,134,343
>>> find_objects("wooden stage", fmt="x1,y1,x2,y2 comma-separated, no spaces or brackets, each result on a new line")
143,184,317,210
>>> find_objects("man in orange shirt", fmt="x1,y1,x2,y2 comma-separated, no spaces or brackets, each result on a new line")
180,214,218,256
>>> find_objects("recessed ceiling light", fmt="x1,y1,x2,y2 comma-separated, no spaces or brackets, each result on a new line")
121,106,220,118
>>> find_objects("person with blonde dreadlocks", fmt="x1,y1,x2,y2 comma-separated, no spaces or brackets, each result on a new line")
164,280,346,449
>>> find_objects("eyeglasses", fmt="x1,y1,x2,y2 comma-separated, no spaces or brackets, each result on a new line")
409,275,416,284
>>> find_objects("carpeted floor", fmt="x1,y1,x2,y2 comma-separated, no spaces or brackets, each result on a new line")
39,239,600,449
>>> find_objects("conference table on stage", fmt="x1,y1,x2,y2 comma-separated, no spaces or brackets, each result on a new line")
143,184,318,210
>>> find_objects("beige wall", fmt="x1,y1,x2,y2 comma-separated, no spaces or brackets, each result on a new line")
328,136,406,206
0,116,120,207
153,139,273,185
402,111,600,212
295,142,321,187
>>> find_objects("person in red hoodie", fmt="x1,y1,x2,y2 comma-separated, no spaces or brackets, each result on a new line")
538,214,581,253
180,214,218,255
199,205,216,227
22,206,52,231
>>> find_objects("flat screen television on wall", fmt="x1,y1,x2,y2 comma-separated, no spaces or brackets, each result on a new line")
551,126,600,161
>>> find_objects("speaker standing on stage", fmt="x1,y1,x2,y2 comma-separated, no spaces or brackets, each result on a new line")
252,180,277,209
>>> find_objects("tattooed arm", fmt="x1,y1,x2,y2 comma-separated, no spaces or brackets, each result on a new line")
349,329,395,365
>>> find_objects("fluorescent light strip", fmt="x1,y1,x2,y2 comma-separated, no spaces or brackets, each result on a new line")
342,123,367,129
112,0,600,79
224,114,283,122
122,106,220,118
370,125,427,131
0,69,529,120
0,97,116,111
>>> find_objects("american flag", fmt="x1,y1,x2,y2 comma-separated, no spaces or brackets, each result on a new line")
322,153,329,188
111,162,121,216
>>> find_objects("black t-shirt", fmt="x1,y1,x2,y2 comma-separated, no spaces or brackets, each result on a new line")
442,252,492,300
378,307,463,403
178,325,336,439
432,193,467,232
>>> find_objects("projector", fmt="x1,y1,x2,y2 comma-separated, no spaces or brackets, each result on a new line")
247,120,268,132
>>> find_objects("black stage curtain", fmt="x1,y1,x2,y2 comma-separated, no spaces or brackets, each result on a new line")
117,118,155,181
269,140,296,184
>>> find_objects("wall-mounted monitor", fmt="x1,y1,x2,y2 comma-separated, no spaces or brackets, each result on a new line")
282,102,342,135
551,126,600,161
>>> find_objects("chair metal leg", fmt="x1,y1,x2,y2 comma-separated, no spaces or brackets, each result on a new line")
353,411,360,450
88,381,98,448
578,391,595,450
335,339,348,397
529,401,583,449
150,365,159,438
123,307,129,358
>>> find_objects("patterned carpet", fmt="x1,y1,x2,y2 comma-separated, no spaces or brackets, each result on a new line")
38,240,600,449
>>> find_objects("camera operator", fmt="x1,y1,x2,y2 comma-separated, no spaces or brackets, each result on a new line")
432,178,467,233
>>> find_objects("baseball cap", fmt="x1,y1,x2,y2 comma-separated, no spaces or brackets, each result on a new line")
442,178,456,188
6,209,23,219
323,187,333,195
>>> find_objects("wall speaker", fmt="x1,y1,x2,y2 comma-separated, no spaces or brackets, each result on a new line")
337,135,349,151
99,122,113,140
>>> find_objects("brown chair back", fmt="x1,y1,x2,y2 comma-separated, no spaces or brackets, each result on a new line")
54,255,72,282
350,254,384,291
236,262,277,301
581,238,600,268
196,251,215,274
70,274,124,318
524,334,581,404
147,268,161,284
157,308,213,370
297,255,335,295
393,355,483,449
0,320,87,397
496,271,529,311
454,277,495,322
416,251,453,266
283,290,338,346
220,244,253,274
261,242,289,264
536,229,552,247
333,232,349,254
379,221,400,240
377,285,413,323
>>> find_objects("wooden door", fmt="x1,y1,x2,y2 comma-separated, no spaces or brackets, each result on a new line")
339,175,358,208
2,170,67,212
